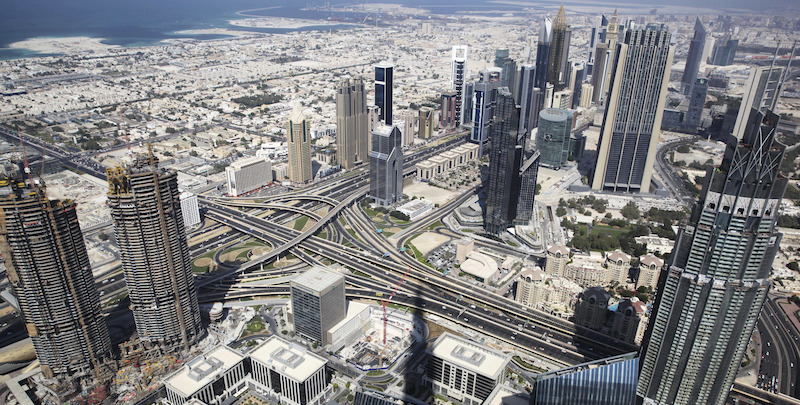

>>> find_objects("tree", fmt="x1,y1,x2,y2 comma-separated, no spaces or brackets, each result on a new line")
390,210,410,221
677,144,691,153
535,183,542,195
556,207,567,217
98,232,109,241
788,262,799,271
620,202,640,220
189,150,198,157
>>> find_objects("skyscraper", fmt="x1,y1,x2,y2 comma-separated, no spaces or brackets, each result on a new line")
535,17,552,91
288,110,313,183
0,173,114,381
548,5,571,91
451,46,468,127
484,88,523,234
710,33,738,66
419,107,434,139
516,65,538,134
441,90,458,131
592,11,621,104
514,151,540,226
681,18,707,95
369,125,403,206
336,76,369,169
592,26,674,193
107,151,203,351
536,108,573,169
637,108,786,405
494,49,517,93
471,68,501,155
732,66,784,140
683,78,708,133
375,62,394,125
290,266,346,346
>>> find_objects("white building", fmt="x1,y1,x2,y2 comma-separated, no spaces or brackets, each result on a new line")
327,301,373,352
164,345,247,405
397,199,434,221
226,156,272,196
426,332,511,405
180,192,201,228
460,251,499,284
249,336,332,405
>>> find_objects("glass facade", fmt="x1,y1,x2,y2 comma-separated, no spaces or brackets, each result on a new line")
484,89,522,234
533,353,638,405
536,108,572,169
369,126,403,206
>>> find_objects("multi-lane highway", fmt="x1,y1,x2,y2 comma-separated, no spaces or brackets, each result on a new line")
757,295,800,398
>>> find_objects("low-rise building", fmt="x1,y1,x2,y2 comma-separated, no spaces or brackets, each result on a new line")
164,345,247,405
634,234,674,255
249,337,333,405
327,302,373,352
397,199,434,221
415,143,479,181
456,238,475,264
563,259,607,287
461,251,499,283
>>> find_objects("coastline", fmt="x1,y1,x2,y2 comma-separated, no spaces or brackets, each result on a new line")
7,36,119,55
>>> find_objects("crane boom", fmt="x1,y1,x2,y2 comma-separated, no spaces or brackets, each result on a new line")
381,267,410,345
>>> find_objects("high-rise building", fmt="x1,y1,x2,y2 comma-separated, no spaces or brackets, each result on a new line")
463,82,475,125
451,46,468,127
574,287,609,330
494,49,517,93
532,353,639,405
516,65,538,134
514,151,540,226
536,108,573,169
441,90,458,131
400,111,416,146
592,26,674,193
289,266,346,346
369,125,403,206
568,61,586,108
419,107,434,139
336,77,369,169
250,336,333,405
732,66,783,139
470,69,501,155
610,298,647,345
225,156,272,196
592,11,621,104
681,18,707,94
374,62,394,125
484,88,523,234
535,17,552,91
107,151,203,351
548,5,572,91
637,109,787,405
0,175,114,381
287,110,313,183
580,83,594,108
180,192,201,228
710,33,738,66
683,78,708,133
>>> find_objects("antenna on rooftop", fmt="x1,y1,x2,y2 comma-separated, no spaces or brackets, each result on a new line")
759,41,781,113
772,40,797,111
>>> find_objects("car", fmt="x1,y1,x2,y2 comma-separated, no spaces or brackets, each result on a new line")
442,306,446,309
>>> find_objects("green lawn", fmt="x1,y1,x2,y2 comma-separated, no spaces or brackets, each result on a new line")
381,231,394,237
191,251,217,273
426,220,443,230
407,240,433,268
294,216,310,230
590,225,629,237
244,315,266,334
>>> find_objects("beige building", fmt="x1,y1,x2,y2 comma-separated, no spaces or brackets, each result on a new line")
287,110,313,183
605,250,631,284
516,267,581,313
335,77,369,170
545,244,570,276
516,267,547,308
419,107,434,139
456,238,474,263
637,254,664,289
579,83,594,108
564,260,608,287
415,143,479,181
611,297,648,345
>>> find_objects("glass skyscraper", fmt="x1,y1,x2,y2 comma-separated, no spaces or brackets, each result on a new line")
375,62,393,125
369,125,403,207
680,18,707,95
484,88,523,234
533,353,639,405
637,109,787,405
536,108,573,169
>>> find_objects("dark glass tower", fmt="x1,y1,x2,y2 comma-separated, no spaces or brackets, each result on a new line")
369,125,403,206
680,18,707,95
484,88,523,234
638,109,787,405
548,5,571,91
710,34,738,66
683,78,708,133
535,17,552,91
0,174,114,381
494,49,517,94
375,62,394,125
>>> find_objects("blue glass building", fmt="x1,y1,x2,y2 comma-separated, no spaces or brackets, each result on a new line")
532,353,638,405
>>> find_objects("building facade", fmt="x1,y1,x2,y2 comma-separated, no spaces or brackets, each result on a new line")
592,26,673,193
605,250,631,284
107,152,203,351
732,66,783,139
369,125,403,206
164,345,247,405
225,156,272,196
336,77,370,169
574,287,609,330
514,151,541,226
484,88,523,234
680,18,707,94
441,90,458,131
683,78,708,133
451,45,468,126
250,336,333,405
375,62,394,125
637,254,663,290
288,111,313,183
536,108,573,169
419,107,434,139
611,298,647,345
532,353,639,405
290,266,346,346
545,244,570,276
638,109,787,405
548,5,571,90
710,34,738,66
180,192,201,228
470,69,501,155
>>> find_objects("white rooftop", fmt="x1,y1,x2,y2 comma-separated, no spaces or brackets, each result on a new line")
329,301,371,333
250,336,327,382
164,345,245,398
430,332,510,380
292,266,343,292
461,251,499,280
484,385,529,405
373,124,396,136
229,155,269,170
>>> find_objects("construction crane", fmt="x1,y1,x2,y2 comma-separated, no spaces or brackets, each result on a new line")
380,266,410,346
16,126,34,187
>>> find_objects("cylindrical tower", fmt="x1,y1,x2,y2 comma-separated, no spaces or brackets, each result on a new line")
107,152,203,351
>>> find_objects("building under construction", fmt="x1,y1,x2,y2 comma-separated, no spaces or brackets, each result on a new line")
0,170,115,383
107,150,203,351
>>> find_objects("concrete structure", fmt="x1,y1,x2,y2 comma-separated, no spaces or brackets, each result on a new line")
327,302,372,352
548,5,571,91
732,66,783,140
180,192,201,228
441,90,458,131
375,62,393,125
516,267,581,312
611,298,648,345
684,78,708,133
579,83,594,108
638,109,787,405
494,49,517,93
545,244,570,277
605,250,631,284
574,287,610,330
710,33,737,66
451,46,468,126
681,18,707,94
634,234,674,254
516,65,539,134
592,26,673,193
288,110,313,183
369,125,403,207
272,163,289,182
456,238,475,264
290,266,346,346
564,260,608,287
533,353,638,405
397,199,434,221
551,89,571,110
249,336,332,405
426,332,511,405
400,111,416,147
484,88,523,234
461,251,500,284
637,254,663,290
516,267,548,308
0,175,114,381
535,17,551,92
415,143,478,181
107,152,203,351
225,156,272,196
536,109,573,169
164,345,247,405
336,77,369,169
419,107,434,139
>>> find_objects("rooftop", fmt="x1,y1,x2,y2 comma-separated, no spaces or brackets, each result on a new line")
484,385,529,405
292,265,343,292
250,336,328,382
430,332,510,380
461,251,499,280
229,156,270,170
163,345,245,398
329,301,371,334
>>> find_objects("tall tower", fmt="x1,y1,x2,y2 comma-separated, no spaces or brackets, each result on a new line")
732,66,784,140
592,11,621,104
288,110,313,183
107,151,203,351
637,108,786,405
0,174,113,381
451,46,468,126
536,108,573,169
516,65,538,134
710,34,738,66
494,49,517,93
290,266,346,346
681,18,707,95
375,62,394,125
484,88,523,234
471,68,501,155
369,125,403,206
336,77,369,170
684,78,708,133
548,5,571,91
535,17,552,91
591,26,674,193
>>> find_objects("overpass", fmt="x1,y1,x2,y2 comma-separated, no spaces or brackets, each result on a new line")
732,381,800,405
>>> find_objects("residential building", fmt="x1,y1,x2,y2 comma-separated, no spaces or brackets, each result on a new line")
710,33,738,66
452,45,468,126
107,151,203,351
419,107,434,139
548,5,571,90
516,267,548,307
180,192,201,228
375,62,394,125
637,254,663,290
605,250,631,284
579,83,594,108
532,353,639,405
545,244,570,276
164,345,247,405
441,90,458,131
336,77,369,169
400,110,416,146
564,260,609,288
732,66,783,139
638,109,787,405
287,110,313,183
574,287,610,330
426,332,512,405
289,266,346,346
536,108,573,169
610,298,648,345
681,18,707,94
249,336,333,405
369,125,403,206
225,156,272,196
0,174,114,381
484,88,523,234
592,26,674,193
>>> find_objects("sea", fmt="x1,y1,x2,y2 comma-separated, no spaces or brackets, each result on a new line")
0,0,786,60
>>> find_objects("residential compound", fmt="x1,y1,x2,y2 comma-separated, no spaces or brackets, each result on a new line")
415,143,479,181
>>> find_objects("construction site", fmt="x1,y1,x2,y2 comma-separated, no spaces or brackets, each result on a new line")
336,303,424,370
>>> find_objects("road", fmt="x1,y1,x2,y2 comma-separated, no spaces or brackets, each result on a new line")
756,295,800,398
